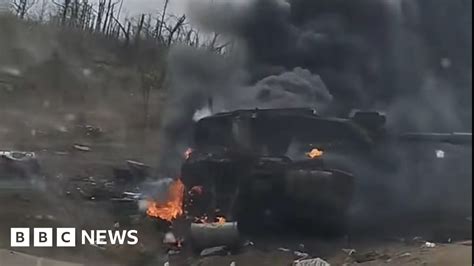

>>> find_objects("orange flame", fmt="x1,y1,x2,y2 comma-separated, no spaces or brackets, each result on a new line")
215,216,226,225
194,215,227,225
306,148,323,159
147,179,185,222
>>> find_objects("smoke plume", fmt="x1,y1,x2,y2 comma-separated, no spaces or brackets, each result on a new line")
158,0,471,173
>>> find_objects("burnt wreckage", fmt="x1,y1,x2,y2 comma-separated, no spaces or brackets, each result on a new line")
181,108,471,233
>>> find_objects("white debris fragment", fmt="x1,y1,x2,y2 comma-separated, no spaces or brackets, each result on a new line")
294,251,309,260
73,144,91,152
422,242,436,248
435,149,445,158
293,257,330,266
397,252,411,258
163,232,177,244
278,247,291,252
243,240,254,247
230,262,236,266
0,66,21,76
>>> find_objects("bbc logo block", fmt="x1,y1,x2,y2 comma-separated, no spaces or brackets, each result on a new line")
10,228,30,247
57,228,76,247
10,228,138,247
11,228,76,247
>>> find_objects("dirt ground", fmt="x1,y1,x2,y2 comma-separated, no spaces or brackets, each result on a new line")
0,107,471,266
0,138,471,266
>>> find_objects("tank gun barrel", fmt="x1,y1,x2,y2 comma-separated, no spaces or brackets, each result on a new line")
398,132,472,145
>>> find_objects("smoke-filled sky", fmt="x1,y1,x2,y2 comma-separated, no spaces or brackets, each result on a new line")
122,0,249,17
156,0,472,174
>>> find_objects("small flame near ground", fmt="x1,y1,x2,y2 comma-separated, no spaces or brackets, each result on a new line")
306,148,323,159
147,179,185,222
194,215,227,225
215,216,226,225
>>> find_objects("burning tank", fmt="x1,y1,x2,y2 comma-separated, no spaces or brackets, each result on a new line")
180,108,472,239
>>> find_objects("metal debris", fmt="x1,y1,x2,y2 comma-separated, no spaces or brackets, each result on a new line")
294,251,309,260
168,250,181,255
422,242,436,248
190,222,239,250
73,144,91,152
342,249,356,256
397,252,411,258
243,240,254,247
200,246,228,257
163,232,177,244
293,257,330,266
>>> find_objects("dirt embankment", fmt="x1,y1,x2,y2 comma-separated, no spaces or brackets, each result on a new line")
0,15,169,163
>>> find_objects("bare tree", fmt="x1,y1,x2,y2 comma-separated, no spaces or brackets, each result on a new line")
12,0,36,19
164,14,186,46
156,0,169,42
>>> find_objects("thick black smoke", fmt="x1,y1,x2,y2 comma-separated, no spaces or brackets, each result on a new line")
157,0,471,173
155,0,472,234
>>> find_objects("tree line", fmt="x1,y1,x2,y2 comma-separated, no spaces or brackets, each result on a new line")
9,0,230,52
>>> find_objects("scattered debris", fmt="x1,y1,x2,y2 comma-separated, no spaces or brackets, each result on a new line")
168,250,180,255
397,252,411,258
293,257,330,266
243,240,254,247
278,247,291,252
422,242,436,248
190,222,240,250
342,249,356,256
163,232,177,245
122,192,142,199
294,251,309,260
73,144,91,152
200,245,228,257
83,125,103,137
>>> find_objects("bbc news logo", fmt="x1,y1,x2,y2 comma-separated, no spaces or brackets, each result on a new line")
11,228,138,247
